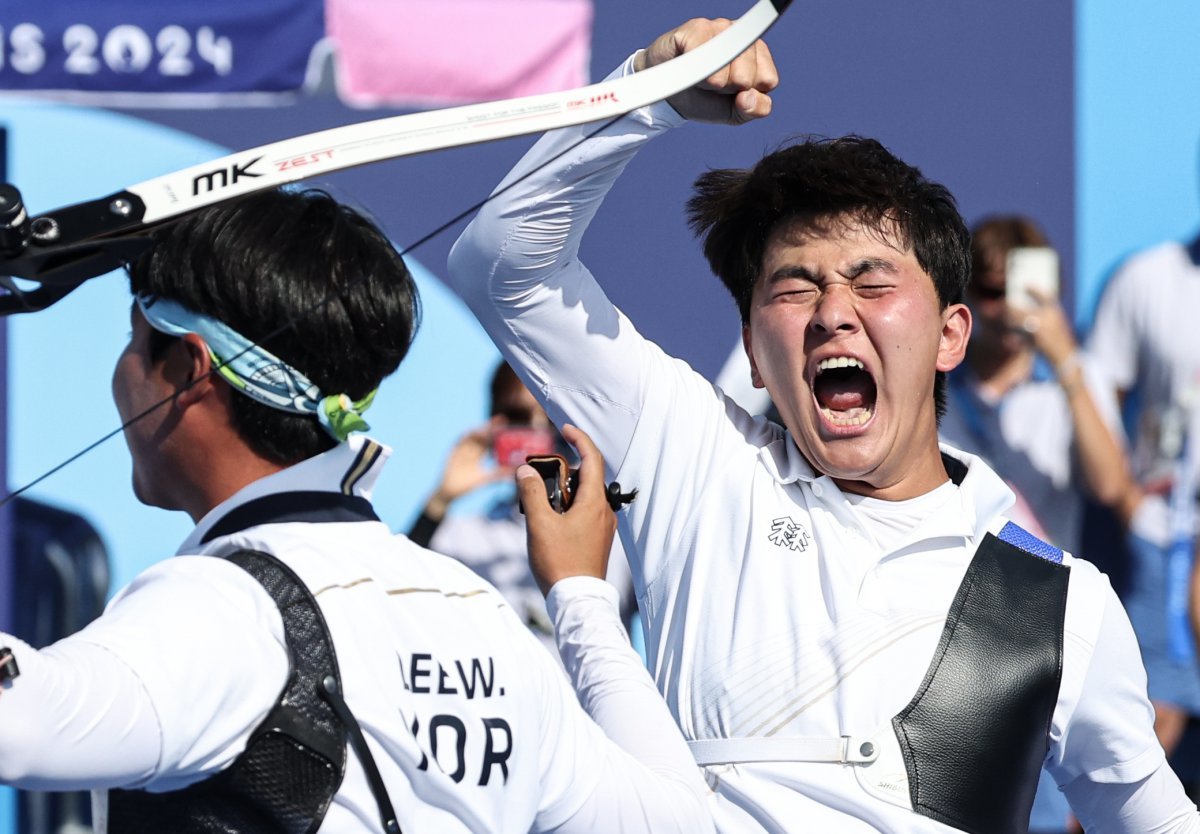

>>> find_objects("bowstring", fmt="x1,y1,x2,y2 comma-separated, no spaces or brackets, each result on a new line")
0,111,631,509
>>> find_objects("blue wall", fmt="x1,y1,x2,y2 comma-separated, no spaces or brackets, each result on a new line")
0,322,11,831
1076,0,1200,327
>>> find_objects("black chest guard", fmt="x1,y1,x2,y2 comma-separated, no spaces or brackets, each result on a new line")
107,549,347,834
894,521,1070,834
107,491,401,834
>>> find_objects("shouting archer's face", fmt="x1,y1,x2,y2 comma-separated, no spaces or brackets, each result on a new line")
742,214,970,500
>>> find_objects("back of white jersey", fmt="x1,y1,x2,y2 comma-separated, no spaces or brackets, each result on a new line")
207,520,586,833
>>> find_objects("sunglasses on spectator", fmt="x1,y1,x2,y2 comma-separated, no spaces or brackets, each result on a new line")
970,285,1006,301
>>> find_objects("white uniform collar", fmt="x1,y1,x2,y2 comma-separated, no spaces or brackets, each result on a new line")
757,430,1015,546
938,441,1018,543
180,435,391,553
757,432,819,484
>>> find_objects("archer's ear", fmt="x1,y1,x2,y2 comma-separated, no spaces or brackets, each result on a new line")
173,333,217,407
936,302,971,374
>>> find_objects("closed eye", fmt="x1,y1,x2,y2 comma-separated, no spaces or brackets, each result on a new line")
764,265,819,302
771,286,818,304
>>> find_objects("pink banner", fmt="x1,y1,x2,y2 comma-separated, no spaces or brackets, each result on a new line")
326,0,593,108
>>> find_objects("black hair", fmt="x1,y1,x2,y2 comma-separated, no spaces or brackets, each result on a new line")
687,135,970,418
130,187,419,466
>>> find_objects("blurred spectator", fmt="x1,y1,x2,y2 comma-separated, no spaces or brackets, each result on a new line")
409,361,638,658
1086,231,1200,761
940,215,1140,832
942,216,1137,551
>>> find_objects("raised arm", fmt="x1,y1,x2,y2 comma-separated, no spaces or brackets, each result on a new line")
1018,289,1142,524
444,19,775,436
517,425,713,833
445,20,778,584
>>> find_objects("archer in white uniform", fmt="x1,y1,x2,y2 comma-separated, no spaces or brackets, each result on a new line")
0,188,712,833
447,19,1200,833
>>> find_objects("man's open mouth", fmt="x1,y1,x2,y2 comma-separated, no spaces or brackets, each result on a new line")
813,356,877,427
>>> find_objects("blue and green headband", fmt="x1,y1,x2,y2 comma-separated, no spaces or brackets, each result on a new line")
136,293,375,442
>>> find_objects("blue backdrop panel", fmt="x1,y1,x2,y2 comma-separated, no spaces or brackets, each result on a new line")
0,124,10,636
0,0,322,97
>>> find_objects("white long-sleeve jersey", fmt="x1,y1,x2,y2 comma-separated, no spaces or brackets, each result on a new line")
446,55,1199,833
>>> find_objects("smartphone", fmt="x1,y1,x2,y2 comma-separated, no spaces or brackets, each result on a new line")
492,425,557,468
1005,247,1060,310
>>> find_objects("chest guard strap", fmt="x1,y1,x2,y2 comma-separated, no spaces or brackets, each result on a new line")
893,521,1069,834
108,549,348,834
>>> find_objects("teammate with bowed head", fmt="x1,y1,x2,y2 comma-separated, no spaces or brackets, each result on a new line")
0,187,713,833
448,16,1200,833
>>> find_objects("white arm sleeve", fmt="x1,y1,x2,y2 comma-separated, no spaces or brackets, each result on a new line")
1064,762,1200,833
0,556,289,792
533,577,712,833
0,634,160,790
1051,583,1163,783
1048,581,1197,829
446,55,685,479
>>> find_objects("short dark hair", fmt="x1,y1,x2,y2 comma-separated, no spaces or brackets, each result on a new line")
686,135,971,418
129,187,419,466
687,136,970,320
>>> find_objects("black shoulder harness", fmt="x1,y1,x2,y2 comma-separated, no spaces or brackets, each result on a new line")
109,492,400,834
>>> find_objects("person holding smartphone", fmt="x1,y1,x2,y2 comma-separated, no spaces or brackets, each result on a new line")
940,216,1140,555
